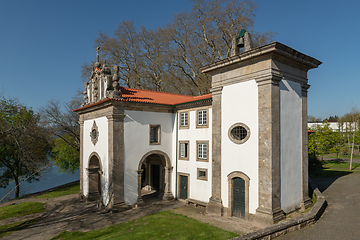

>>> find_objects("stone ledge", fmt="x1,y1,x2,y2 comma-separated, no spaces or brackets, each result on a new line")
186,198,207,207
231,177,327,240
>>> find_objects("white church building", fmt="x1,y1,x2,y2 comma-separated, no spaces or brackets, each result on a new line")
74,34,321,224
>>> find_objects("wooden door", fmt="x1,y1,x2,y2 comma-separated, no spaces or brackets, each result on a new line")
233,177,245,218
179,175,188,200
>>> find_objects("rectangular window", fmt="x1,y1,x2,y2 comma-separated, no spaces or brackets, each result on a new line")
149,125,160,144
197,168,208,181
179,141,189,160
180,112,188,128
197,141,208,161
197,109,208,128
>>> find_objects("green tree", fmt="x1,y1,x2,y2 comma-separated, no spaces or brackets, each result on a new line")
0,98,51,198
50,134,79,173
308,121,340,160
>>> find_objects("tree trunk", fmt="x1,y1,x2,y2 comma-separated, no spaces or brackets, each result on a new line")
14,177,20,199
350,141,354,171
349,122,356,171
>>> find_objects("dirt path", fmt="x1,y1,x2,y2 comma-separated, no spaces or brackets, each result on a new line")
0,193,266,240
1,194,185,240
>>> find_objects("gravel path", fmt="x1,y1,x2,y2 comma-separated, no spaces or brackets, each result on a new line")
276,172,360,240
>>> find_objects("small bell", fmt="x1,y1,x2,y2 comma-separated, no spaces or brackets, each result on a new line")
237,37,244,48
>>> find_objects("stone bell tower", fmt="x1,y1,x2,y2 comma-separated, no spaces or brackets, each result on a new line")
202,30,321,223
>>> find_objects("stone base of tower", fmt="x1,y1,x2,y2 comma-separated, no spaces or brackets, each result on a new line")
106,201,130,213
254,206,285,225
206,197,223,216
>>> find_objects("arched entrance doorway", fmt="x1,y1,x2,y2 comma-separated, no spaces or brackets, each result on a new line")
87,153,102,201
227,171,250,219
137,150,174,204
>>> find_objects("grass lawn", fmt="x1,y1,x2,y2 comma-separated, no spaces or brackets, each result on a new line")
51,210,239,240
0,202,46,220
0,218,39,238
34,182,79,199
309,160,360,178
323,153,360,159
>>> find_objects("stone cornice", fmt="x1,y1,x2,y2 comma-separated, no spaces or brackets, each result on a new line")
75,100,115,115
301,83,311,93
201,42,322,75
210,86,223,95
173,98,212,111
255,73,282,86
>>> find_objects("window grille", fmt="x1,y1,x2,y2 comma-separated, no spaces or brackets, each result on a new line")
197,142,207,159
180,112,188,127
198,110,207,126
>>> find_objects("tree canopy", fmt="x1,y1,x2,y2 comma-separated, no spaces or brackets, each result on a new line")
0,97,51,198
308,121,340,159
81,0,275,96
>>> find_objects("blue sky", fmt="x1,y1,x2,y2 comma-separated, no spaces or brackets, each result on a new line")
0,0,359,119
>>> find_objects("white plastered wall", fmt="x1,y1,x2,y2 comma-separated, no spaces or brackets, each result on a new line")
177,108,212,203
82,116,109,205
221,80,259,214
279,79,302,213
123,110,175,205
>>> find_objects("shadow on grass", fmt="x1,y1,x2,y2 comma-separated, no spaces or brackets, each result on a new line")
0,218,39,238
309,159,359,192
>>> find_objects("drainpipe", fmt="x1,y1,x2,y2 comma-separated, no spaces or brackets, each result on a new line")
175,112,179,199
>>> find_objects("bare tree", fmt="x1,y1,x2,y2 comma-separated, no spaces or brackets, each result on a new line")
81,0,275,96
39,97,81,173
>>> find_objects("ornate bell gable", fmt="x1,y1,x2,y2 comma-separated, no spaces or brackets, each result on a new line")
82,47,122,107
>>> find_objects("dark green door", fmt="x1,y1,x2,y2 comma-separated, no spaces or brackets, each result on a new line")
179,175,188,200
233,177,245,218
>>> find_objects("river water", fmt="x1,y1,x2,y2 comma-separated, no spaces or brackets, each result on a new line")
0,164,79,203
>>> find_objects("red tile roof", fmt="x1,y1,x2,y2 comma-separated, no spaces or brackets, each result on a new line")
74,87,212,112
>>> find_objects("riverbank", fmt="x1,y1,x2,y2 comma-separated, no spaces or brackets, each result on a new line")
0,164,79,203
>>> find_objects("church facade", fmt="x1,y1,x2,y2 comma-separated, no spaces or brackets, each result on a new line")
74,38,321,224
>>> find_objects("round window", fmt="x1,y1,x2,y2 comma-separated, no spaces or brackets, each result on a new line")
228,123,250,144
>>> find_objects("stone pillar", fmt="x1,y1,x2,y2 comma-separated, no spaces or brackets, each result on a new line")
230,37,239,57
163,166,174,200
136,170,145,206
207,86,223,216
255,75,285,224
107,107,126,210
301,84,312,209
146,162,150,190
79,116,84,198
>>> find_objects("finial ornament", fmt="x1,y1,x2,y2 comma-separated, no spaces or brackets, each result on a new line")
96,46,100,63
110,65,122,99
